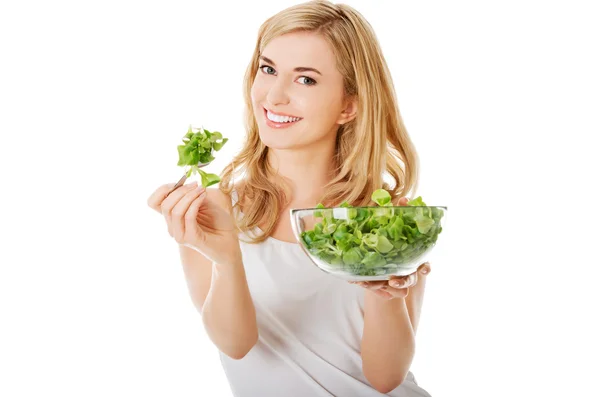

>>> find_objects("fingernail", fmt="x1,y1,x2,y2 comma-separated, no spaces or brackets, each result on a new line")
196,185,205,192
391,281,401,287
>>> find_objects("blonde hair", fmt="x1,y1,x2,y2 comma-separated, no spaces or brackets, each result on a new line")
219,0,420,243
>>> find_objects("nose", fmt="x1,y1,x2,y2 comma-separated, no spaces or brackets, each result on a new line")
266,78,290,107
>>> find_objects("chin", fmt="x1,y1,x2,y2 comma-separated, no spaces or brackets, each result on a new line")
258,130,299,150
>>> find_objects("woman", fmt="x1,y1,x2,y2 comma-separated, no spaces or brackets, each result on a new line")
148,1,432,395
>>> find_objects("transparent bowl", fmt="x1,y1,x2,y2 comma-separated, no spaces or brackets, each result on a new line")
290,205,447,281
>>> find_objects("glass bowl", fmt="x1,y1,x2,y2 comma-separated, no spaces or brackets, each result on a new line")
290,205,447,281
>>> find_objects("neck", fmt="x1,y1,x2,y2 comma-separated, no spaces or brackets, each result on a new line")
267,143,337,205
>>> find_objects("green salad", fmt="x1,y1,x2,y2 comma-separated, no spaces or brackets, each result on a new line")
176,125,228,187
300,189,444,277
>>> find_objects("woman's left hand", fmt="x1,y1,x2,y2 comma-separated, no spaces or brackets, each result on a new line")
349,262,431,300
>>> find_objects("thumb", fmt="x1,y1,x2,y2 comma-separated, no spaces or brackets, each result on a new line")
396,196,410,206
419,262,431,275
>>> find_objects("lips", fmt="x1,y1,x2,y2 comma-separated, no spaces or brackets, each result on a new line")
263,107,302,129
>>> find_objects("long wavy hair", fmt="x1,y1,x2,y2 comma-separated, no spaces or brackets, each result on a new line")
219,0,420,244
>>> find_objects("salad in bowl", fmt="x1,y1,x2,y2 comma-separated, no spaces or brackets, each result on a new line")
290,189,447,281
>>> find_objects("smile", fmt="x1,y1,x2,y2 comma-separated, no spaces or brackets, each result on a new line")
263,107,303,129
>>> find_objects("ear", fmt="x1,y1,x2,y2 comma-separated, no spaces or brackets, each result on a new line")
336,95,358,125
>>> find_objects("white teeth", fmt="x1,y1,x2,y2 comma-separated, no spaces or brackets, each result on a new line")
266,110,301,123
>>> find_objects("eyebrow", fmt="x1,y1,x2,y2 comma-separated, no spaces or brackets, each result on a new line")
259,56,323,76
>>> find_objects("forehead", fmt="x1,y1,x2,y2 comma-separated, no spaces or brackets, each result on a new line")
261,32,336,74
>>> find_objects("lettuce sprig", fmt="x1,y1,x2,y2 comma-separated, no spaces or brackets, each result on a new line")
176,125,228,187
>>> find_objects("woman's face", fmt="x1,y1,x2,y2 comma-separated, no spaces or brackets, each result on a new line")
251,31,355,151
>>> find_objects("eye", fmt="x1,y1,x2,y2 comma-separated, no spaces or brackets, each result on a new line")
259,65,276,75
298,76,316,86
258,64,317,86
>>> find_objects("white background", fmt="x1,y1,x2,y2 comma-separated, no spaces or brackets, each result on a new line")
1,0,599,396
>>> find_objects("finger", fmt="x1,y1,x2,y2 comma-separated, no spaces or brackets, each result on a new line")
185,187,208,243
388,273,417,289
359,281,388,290
350,281,390,299
172,185,205,243
388,276,407,289
147,183,177,212
395,196,410,206
164,177,187,198
160,182,198,217
384,285,409,298
418,262,432,275
368,287,393,300
161,182,198,235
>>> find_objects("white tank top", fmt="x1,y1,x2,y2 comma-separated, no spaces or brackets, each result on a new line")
218,190,431,397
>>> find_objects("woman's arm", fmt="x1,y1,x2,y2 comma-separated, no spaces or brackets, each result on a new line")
201,256,259,360
361,294,415,394
179,188,258,360
361,272,428,393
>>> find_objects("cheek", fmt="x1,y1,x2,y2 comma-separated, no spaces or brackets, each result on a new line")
298,93,328,118
250,76,269,102
312,89,343,118
250,79,266,107
306,97,341,127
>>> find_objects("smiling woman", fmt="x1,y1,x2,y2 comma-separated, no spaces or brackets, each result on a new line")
251,31,353,147
149,0,430,396
214,1,428,396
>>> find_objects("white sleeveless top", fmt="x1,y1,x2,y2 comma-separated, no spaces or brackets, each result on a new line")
218,190,431,397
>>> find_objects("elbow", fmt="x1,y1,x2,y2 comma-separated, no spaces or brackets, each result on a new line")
369,376,406,394
222,329,259,360
201,307,259,360
225,348,251,360
364,364,408,394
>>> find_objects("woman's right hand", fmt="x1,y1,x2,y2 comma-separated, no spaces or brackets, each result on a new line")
147,182,242,266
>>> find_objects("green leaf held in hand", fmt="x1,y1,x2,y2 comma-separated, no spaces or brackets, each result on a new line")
176,125,228,188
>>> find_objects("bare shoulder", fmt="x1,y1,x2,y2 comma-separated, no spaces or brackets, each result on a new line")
205,182,245,214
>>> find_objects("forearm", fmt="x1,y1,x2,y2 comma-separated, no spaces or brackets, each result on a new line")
202,258,258,360
404,271,427,334
362,293,415,393
178,244,213,314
